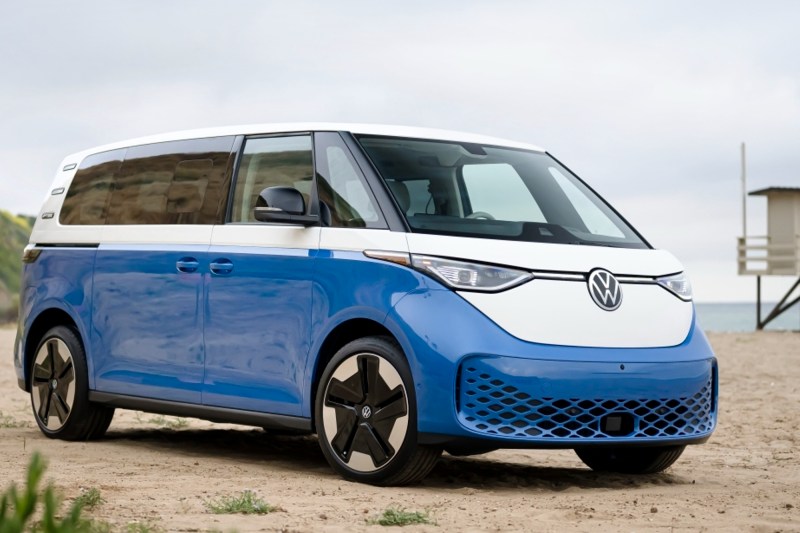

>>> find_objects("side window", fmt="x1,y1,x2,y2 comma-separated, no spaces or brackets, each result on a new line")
60,149,125,225
59,137,234,225
102,136,234,225
230,135,313,223
462,163,546,222
315,132,385,228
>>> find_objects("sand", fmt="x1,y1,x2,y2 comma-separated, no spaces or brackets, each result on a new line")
0,325,797,532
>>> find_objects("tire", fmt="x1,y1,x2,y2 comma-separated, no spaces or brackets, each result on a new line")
29,326,115,441
575,445,686,474
315,336,441,485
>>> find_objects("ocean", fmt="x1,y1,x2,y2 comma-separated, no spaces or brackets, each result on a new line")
695,302,799,332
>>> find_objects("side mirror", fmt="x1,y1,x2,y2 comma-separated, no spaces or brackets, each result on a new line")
253,186,319,226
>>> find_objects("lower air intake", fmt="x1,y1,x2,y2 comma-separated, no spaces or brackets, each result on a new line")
457,359,715,441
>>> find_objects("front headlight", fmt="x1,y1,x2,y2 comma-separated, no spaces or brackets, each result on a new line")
411,255,533,292
657,272,692,301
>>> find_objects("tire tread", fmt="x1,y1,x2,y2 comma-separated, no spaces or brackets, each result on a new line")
377,445,441,486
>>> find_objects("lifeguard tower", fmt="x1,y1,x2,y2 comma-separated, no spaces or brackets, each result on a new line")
737,186,800,329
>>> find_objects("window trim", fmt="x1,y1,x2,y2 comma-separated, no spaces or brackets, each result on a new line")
222,135,245,224
339,132,408,232
313,131,389,230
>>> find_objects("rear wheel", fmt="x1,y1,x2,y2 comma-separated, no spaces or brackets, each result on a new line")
30,326,114,440
315,336,441,485
575,445,686,474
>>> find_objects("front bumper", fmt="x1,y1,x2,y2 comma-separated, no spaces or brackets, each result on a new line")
457,355,716,444
386,288,718,448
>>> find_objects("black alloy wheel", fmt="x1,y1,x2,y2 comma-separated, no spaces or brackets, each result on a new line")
32,334,76,431
315,336,441,485
30,326,114,440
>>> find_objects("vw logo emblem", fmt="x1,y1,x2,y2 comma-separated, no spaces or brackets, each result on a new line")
587,269,622,311
361,406,372,419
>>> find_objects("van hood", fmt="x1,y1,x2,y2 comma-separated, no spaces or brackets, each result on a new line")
405,234,683,276
405,234,693,349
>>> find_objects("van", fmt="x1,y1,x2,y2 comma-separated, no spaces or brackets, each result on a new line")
14,124,717,485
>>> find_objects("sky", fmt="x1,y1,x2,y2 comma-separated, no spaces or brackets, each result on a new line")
1,1,798,302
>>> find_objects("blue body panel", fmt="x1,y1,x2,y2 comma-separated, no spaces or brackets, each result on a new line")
203,245,314,415
303,250,435,416
91,245,206,403
15,244,717,448
15,247,97,388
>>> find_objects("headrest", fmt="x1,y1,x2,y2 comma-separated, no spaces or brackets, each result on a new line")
387,180,410,213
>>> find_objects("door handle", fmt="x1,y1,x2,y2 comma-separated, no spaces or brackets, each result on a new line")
210,258,234,275
176,257,199,273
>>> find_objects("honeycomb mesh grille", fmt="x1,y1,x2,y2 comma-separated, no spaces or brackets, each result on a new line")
458,363,714,440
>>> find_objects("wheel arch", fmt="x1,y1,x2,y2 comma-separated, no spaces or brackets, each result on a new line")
309,318,403,431
23,307,81,392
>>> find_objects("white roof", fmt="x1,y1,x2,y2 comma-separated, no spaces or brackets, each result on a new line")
64,123,545,163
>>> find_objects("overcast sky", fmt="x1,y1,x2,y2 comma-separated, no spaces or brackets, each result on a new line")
1,1,798,302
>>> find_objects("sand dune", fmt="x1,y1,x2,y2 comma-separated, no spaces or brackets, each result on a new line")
1,326,797,532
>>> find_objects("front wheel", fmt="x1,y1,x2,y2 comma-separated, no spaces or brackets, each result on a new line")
30,326,114,440
315,336,441,485
575,445,686,474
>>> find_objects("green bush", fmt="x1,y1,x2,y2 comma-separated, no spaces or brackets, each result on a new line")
368,506,435,527
0,452,90,533
72,488,103,512
0,210,33,322
206,490,278,515
0,211,32,292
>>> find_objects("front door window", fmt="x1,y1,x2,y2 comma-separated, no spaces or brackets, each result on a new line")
230,135,314,222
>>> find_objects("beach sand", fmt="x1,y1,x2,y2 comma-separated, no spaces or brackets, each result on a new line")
1,325,797,532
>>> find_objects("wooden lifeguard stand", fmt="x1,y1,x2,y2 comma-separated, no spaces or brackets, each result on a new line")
737,185,800,329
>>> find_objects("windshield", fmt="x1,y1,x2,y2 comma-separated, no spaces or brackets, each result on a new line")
356,135,648,249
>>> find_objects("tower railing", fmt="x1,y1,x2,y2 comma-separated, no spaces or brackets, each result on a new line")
737,235,800,276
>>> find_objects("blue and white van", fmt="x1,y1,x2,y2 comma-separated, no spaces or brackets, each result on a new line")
14,124,717,485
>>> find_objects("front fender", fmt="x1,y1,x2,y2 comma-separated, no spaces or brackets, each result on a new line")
300,251,436,416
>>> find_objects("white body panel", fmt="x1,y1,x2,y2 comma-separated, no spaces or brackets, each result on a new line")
406,234,692,348
211,224,319,250
460,280,692,348
406,234,682,277
320,228,408,253
30,162,90,245
100,225,212,245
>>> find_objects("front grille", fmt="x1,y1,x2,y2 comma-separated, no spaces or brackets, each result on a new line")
458,361,715,441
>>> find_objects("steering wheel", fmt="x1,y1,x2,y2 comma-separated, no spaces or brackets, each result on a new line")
466,211,496,220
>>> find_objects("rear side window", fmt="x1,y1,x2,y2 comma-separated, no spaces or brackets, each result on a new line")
60,136,235,225
60,149,125,225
